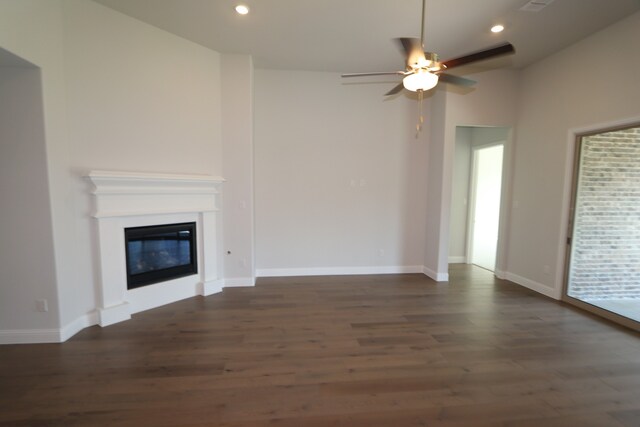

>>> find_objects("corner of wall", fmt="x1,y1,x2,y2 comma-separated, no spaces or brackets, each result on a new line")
422,266,449,282
503,271,562,300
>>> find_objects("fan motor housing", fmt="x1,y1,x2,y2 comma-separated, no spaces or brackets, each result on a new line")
411,52,442,71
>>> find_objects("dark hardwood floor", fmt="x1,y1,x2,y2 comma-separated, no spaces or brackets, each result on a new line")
2,264,640,426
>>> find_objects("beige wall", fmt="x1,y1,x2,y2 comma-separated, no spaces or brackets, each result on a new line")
63,0,223,327
221,54,255,284
0,0,70,341
425,69,520,279
508,11,640,298
0,0,224,341
0,63,59,334
254,70,428,274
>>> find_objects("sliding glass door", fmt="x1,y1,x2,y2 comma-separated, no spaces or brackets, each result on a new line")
565,124,640,328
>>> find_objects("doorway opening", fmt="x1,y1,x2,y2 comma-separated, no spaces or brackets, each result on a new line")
564,123,640,330
468,144,504,271
449,126,508,273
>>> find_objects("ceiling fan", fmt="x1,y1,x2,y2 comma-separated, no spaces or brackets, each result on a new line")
341,0,516,96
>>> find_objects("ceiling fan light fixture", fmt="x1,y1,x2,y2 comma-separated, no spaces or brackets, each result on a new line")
403,70,439,92
235,4,249,15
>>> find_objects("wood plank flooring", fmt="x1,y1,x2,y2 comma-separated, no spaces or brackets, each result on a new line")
1,265,640,426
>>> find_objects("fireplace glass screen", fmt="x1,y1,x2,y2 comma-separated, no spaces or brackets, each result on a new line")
125,222,197,289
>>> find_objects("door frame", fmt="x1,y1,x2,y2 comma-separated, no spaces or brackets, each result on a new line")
561,121,640,332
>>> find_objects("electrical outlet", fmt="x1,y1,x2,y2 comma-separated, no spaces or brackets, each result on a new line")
36,299,48,312
378,249,385,257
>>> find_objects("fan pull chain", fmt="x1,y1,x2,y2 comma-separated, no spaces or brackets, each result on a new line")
416,89,424,138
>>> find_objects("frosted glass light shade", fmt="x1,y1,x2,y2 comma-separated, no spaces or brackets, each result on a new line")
403,70,439,92
235,4,249,14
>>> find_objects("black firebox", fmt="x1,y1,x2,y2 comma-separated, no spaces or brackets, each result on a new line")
124,222,197,290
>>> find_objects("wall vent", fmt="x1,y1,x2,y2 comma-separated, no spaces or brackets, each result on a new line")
520,0,555,12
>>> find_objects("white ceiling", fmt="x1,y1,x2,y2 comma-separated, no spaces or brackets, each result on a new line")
93,0,639,74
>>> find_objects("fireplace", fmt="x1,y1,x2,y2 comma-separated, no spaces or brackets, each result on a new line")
125,222,197,289
87,170,224,327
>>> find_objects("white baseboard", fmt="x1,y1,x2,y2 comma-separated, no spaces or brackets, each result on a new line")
0,275,257,345
198,279,224,296
0,311,100,345
0,328,61,344
504,272,561,300
200,277,255,292
494,269,507,280
98,302,131,327
448,256,466,264
256,265,423,278
60,311,98,342
224,277,256,287
422,266,449,282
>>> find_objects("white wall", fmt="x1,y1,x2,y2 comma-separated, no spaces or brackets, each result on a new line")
424,89,447,279
508,11,640,299
254,70,428,275
0,62,60,335
61,0,223,328
63,0,222,175
471,127,510,148
425,70,520,279
221,54,255,285
0,0,71,342
0,0,224,342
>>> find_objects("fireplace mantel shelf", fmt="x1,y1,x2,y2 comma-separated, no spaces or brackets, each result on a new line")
87,170,225,183
86,170,224,218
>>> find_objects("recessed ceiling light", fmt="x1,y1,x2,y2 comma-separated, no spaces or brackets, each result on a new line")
235,4,249,15
491,24,505,33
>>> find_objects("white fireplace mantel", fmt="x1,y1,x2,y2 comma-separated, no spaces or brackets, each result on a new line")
86,171,225,327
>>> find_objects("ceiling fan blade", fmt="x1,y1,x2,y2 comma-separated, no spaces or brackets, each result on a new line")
440,42,515,71
437,73,476,87
396,37,426,68
341,71,405,78
385,83,405,96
